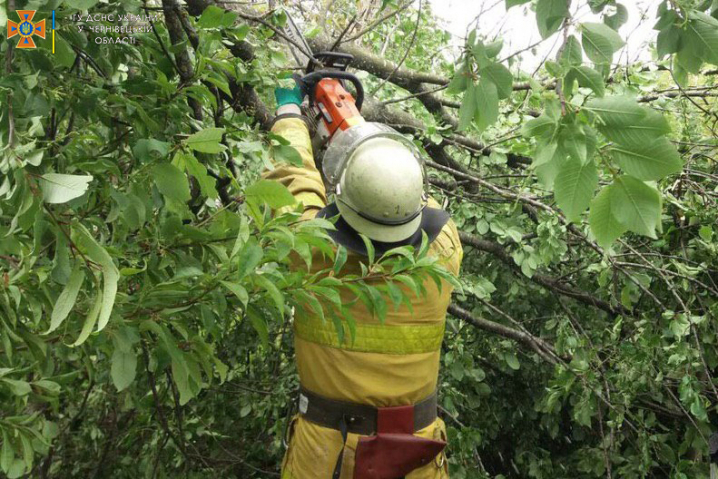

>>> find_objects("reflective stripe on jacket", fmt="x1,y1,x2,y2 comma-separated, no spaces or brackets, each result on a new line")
265,118,462,479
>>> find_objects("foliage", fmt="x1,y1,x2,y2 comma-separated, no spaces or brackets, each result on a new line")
0,0,717,478
0,1,455,477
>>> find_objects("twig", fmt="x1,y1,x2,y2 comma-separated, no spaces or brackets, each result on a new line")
342,1,414,43
371,0,422,95
448,303,559,364
144,0,181,77
664,383,708,445
500,37,548,63
141,342,189,475
380,84,448,105
329,14,357,51
236,12,320,68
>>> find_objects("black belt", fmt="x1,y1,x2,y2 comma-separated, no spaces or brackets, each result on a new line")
298,387,438,436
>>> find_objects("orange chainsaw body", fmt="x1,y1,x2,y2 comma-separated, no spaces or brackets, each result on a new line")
314,79,364,136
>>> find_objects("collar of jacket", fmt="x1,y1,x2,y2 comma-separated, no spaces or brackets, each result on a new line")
316,202,450,257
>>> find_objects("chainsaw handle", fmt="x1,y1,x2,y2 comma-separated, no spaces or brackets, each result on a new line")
298,70,364,111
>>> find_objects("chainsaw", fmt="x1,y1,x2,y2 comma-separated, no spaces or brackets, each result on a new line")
279,11,420,190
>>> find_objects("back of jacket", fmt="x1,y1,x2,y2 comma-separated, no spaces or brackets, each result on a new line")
264,117,462,478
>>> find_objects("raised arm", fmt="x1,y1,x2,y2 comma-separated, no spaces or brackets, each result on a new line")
262,85,327,219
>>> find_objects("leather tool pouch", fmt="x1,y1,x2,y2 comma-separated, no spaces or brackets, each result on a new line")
353,406,446,479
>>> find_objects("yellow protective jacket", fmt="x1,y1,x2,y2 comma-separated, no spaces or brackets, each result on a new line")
265,117,463,479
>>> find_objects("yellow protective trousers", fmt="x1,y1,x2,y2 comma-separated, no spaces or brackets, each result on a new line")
265,117,463,479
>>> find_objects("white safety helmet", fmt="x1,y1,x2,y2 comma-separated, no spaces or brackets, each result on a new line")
323,123,426,243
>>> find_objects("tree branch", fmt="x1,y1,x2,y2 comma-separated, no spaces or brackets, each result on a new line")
458,230,626,316
448,303,559,364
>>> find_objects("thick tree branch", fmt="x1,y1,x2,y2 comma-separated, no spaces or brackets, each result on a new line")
309,36,448,86
458,231,626,316
448,303,559,364
161,0,203,120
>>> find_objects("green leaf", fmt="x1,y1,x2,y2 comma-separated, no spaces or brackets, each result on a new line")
589,185,627,248
133,139,170,161
33,380,61,395
273,145,304,166
1,429,13,473
19,434,32,471
2,379,31,396
611,137,683,181
485,39,504,58
699,225,713,242
364,284,387,322
255,274,285,315
54,35,76,69
73,287,102,346
691,399,708,421
677,37,704,74
673,61,689,88
585,96,646,128
74,225,119,333
506,0,531,8
656,25,682,58
481,63,513,99
457,82,477,131
112,326,139,353
536,0,570,39
111,348,137,392
231,216,250,259
505,352,520,370
46,265,85,334
181,153,219,200
560,123,588,164
246,305,269,347
554,156,598,222
384,281,404,311
236,238,263,280
8,458,25,479
40,174,93,204
521,114,557,139
604,3,628,30
612,176,662,238
474,79,499,132
333,246,348,275
533,141,567,189
170,353,194,406
152,164,191,203
560,35,583,66
198,5,225,28
654,8,679,30
598,108,670,146
446,64,470,95
565,66,605,97
471,41,491,68
687,11,718,66
185,128,225,153
359,234,376,265
245,180,296,209
581,22,625,64
296,291,326,322
221,281,249,307
99,278,118,334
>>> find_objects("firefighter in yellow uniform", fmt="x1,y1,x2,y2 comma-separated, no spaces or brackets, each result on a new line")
264,84,462,479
